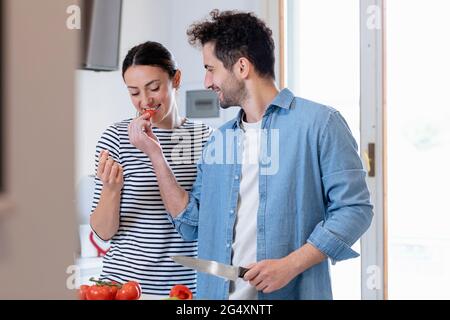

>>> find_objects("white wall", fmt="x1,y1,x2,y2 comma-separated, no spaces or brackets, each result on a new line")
76,0,279,184
76,0,172,185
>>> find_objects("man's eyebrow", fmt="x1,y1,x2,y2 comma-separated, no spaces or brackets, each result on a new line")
127,79,160,89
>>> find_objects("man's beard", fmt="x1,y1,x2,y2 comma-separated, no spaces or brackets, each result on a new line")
218,77,247,109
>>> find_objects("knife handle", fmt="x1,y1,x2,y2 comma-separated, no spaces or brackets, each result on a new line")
238,267,250,278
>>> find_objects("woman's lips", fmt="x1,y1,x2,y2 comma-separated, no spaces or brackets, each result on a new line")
141,104,161,115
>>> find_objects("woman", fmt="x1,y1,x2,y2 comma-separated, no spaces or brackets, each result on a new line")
90,41,212,296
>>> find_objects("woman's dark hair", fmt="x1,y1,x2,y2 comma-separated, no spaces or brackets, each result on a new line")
122,41,178,79
187,9,275,80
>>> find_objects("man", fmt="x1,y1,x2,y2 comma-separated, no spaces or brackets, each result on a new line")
130,10,373,299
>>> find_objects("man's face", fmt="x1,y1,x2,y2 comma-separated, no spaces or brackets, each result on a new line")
202,42,247,109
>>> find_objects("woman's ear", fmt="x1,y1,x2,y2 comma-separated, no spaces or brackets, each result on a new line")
173,69,182,89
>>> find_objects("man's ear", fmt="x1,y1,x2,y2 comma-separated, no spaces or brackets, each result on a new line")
173,69,182,89
235,57,251,79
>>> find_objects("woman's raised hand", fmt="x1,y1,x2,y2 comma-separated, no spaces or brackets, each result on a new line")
128,112,162,157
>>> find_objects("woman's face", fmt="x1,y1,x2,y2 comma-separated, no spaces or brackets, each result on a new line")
123,65,179,124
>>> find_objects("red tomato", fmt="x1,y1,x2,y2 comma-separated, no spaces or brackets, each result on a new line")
169,284,193,300
109,284,119,299
115,281,141,300
78,285,90,300
85,285,114,300
128,281,141,296
144,109,156,118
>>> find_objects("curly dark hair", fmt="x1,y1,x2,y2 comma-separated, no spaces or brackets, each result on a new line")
187,9,275,80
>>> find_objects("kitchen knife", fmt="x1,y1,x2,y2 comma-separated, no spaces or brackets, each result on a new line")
171,256,250,281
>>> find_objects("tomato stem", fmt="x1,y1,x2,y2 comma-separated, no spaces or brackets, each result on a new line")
89,277,122,288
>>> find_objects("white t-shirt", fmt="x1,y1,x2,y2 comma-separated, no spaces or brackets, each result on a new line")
228,118,261,300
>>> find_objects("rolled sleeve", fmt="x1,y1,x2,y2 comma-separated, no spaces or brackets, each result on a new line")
168,124,213,241
167,159,205,241
168,191,200,241
308,221,360,264
309,111,374,263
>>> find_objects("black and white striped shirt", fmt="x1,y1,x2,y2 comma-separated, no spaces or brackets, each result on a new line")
91,118,212,295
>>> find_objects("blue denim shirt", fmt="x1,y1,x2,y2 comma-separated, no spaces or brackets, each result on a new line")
168,88,373,300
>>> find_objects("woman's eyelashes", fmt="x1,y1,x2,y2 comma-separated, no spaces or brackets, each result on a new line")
130,88,159,97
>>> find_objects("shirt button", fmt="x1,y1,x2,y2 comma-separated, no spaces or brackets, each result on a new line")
226,243,231,248
234,175,239,180
229,209,234,214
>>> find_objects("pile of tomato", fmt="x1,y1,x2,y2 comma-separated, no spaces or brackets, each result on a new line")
79,279,193,300
79,278,141,300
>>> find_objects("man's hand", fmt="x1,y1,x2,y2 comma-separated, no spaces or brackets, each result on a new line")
243,256,299,294
243,243,327,294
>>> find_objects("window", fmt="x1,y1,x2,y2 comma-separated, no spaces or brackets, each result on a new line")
386,0,450,299
284,0,450,299
284,0,362,299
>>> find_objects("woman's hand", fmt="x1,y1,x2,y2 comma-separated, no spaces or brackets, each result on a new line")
128,113,162,158
97,150,124,194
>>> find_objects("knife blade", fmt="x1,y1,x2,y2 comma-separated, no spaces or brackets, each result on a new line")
171,256,249,281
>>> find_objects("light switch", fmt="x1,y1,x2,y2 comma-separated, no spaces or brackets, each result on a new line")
186,90,220,118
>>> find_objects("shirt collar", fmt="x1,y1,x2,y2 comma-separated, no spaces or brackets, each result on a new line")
232,88,295,129
270,88,295,109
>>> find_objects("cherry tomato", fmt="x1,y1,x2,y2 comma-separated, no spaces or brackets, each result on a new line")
108,283,119,299
128,281,142,296
144,109,156,118
86,285,114,300
169,284,193,300
78,285,90,300
115,281,141,300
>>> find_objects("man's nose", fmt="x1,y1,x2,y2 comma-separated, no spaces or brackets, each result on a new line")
204,73,213,90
